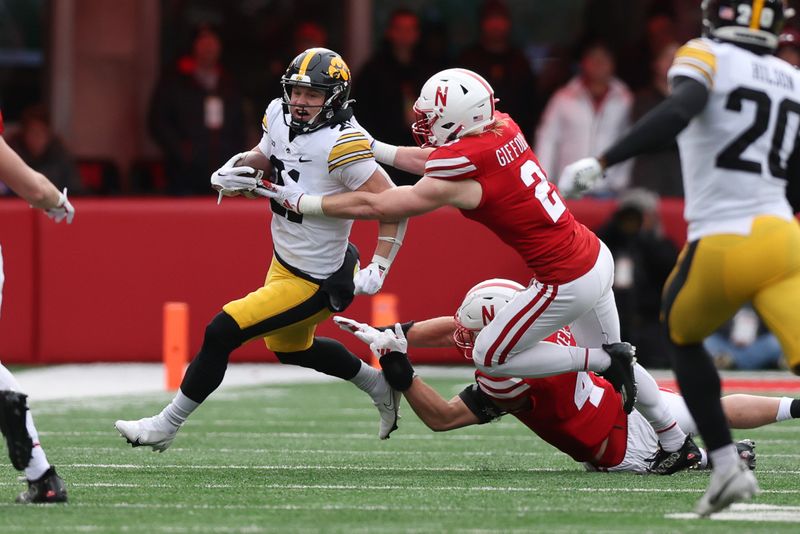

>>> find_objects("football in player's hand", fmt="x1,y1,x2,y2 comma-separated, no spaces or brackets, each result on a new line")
235,151,273,197
236,151,273,179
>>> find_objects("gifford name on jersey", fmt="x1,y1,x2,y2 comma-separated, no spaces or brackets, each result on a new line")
496,132,530,167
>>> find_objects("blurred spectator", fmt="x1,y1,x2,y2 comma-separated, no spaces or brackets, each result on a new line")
597,189,677,368
6,104,82,195
354,9,436,186
704,306,783,370
777,27,800,67
457,0,539,135
619,12,678,91
149,26,246,195
535,41,632,194
630,42,684,197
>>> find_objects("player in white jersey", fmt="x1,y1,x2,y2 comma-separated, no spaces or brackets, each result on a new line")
558,0,798,517
115,48,408,452
0,108,71,503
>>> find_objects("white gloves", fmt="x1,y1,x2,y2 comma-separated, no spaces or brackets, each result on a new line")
45,188,75,224
334,316,408,356
353,261,387,295
258,175,306,211
558,157,605,198
210,152,261,202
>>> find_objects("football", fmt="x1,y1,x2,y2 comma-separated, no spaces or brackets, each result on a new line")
235,150,273,197
236,150,273,181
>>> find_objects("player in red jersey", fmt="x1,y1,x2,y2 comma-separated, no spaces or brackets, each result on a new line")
0,108,71,503
261,68,646,417
262,68,708,469
334,280,800,473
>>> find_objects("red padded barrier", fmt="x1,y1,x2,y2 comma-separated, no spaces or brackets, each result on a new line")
1,197,690,364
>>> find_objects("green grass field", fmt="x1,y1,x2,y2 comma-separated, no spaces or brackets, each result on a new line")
2,377,800,533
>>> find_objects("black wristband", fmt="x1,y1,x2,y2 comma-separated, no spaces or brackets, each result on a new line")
458,384,504,424
374,321,415,337
378,351,415,391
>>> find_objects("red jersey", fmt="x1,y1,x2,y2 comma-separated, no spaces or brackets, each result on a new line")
425,112,599,284
475,328,627,467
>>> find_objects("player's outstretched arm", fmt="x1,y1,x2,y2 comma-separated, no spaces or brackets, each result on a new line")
372,140,433,175
0,137,64,209
559,76,708,196
404,317,457,348
0,137,74,223
403,377,481,432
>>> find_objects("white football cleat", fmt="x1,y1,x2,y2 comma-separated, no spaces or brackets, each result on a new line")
695,460,760,517
373,375,401,440
114,415,178,452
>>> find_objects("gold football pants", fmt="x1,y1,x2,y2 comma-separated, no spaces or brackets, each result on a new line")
223,257,331,353
662,216,800,371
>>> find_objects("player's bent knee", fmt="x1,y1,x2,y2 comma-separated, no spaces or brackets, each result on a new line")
203,312,245,353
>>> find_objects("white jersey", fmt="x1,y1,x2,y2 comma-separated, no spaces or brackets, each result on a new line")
669,38,799,241
257,99,377,278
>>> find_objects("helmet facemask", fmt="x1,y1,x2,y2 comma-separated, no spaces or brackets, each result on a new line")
281,81,345,134
280,48,352,134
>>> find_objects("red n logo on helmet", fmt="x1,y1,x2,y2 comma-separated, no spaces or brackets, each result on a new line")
435,86,448,107
481,305,495,326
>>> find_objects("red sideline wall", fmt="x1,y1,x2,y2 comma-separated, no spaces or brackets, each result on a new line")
0,197,687,365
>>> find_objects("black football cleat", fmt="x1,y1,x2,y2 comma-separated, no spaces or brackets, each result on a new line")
0,390,34,470
736,439,756,471
599,343,637,413
648,434,702,475
16,466,68,504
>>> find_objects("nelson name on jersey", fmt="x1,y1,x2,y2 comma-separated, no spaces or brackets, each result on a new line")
752,62,794,90
495,131,530,167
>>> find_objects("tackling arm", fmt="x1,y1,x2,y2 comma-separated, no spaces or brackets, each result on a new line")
0,137,64,208
403,377,482,431
372,140,433,175
600,76,709,168
404,317,458,348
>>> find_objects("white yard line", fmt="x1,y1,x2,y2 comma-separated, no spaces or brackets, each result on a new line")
666,503,800,522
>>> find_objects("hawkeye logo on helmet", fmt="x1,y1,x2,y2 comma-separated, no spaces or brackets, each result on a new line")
435,86,448,107
327,57,350,81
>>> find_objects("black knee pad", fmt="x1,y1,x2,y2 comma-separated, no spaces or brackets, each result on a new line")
203,312,246,354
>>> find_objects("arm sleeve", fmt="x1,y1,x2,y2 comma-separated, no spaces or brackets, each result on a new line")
458,384,505,424
602,76,709,167
423,146,478,180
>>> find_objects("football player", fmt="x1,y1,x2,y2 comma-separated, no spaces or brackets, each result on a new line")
558,0,799,516
335,279,800,475
0,108,71,503
260,68,646,408
115,48,408,450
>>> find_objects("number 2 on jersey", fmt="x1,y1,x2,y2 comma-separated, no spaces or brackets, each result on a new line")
519,159,566,223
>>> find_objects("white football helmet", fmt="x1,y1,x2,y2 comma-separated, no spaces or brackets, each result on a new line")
411,68,497,147
454,278,525,358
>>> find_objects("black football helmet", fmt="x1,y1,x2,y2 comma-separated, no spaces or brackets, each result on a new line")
702,0,787,51
280,47,352,134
